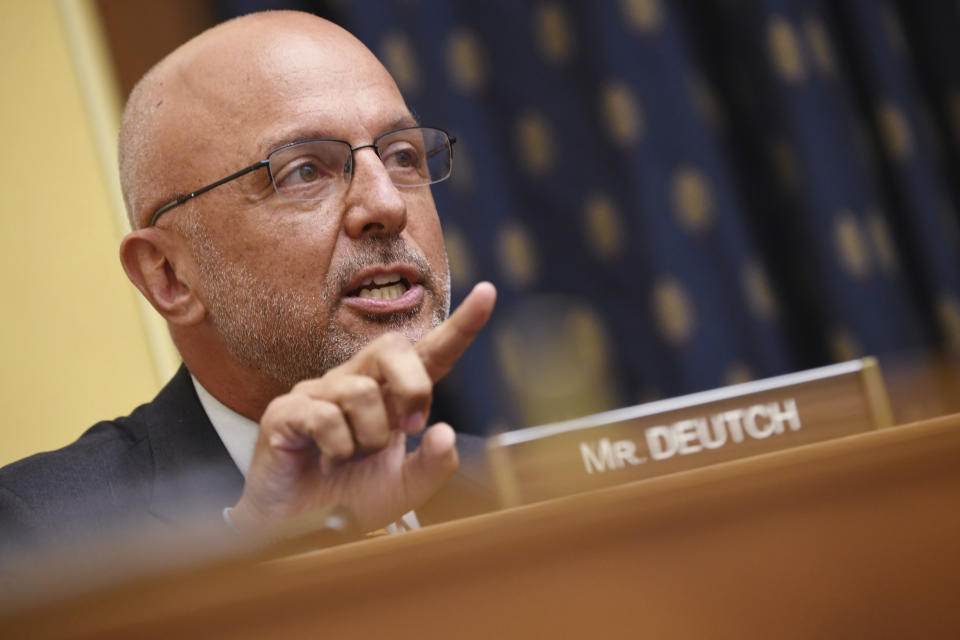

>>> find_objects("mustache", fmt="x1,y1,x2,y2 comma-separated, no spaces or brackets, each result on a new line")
329,235,434,296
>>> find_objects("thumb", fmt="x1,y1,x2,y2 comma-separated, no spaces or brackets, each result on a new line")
403,422,459,508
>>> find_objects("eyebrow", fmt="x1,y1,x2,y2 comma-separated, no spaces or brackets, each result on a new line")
257,113,421,156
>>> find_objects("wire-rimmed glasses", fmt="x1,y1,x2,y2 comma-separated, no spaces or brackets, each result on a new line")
148,126,455,226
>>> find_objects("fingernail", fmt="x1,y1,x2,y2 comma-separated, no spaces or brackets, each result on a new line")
404,410,426,434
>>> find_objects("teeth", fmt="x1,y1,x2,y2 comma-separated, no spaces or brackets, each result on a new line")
357,283,407,300
373,272,401,285
360,272,402,287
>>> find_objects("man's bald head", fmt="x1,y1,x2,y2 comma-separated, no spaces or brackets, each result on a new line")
117,10,450,413
118,11,392,230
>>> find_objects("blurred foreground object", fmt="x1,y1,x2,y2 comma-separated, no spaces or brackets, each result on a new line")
1,413,957,638
0,504,357,611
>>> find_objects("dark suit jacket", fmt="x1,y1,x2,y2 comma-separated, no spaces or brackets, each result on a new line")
0,366,495,554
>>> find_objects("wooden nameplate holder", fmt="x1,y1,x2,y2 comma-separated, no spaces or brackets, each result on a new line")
487,358,893,507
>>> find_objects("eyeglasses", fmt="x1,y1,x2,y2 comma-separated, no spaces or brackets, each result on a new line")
148,126,456,226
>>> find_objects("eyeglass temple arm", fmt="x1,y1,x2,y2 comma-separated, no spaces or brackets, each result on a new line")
148,160,269,226
420,135,456,164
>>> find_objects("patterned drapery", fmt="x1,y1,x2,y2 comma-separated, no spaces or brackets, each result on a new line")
219,0,960,434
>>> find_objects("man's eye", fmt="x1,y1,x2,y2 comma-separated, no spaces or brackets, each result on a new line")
392,150,413,167
383,145,421,171
276,158,328,188
297,163,319,182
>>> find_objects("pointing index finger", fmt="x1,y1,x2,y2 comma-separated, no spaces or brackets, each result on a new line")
416,281,497,382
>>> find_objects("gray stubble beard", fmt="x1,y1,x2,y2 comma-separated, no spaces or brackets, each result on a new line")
187,226,450,390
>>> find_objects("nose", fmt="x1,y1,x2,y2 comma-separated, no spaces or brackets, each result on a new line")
342,147,408,238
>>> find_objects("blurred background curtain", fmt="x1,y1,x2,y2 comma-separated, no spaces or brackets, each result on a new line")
205,0,960,435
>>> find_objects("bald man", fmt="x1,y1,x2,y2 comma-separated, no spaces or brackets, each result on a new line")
0,11,497,547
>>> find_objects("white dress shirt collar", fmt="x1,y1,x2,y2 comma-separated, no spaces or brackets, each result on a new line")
190,375,259,479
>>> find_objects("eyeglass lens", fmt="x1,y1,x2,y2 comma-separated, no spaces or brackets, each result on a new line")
266,127,452,201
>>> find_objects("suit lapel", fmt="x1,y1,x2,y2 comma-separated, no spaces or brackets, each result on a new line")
143,366,245,525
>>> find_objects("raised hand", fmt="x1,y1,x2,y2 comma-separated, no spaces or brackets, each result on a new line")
230,282,497,533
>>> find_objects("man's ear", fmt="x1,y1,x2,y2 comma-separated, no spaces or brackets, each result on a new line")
120,229,207,326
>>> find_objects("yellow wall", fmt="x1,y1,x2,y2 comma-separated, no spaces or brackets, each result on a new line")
0,1,169,465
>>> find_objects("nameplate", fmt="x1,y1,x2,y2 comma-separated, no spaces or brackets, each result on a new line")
487,358,892,507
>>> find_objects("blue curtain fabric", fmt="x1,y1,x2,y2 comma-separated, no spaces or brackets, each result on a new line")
218,0,960,434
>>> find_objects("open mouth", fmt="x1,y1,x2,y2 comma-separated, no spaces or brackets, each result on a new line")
346,272,412,300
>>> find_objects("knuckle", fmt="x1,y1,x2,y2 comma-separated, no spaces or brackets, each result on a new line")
345,375,380,400
306,404,353,457
261,394,301,428
357,425,389,449
397,380,432,403
295,402,338,441
311,401,343,430
392,367,432,399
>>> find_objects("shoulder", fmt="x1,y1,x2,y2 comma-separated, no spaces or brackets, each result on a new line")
0,366,230,547
0,416,152,497
0,414,155,542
